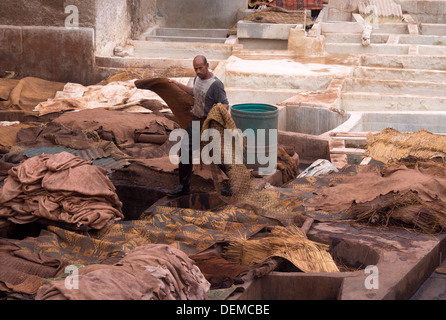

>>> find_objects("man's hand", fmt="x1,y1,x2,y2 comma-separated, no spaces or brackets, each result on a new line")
168,78,179,86
168,78,194,96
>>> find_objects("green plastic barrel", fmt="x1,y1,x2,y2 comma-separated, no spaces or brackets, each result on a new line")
230,103,278,174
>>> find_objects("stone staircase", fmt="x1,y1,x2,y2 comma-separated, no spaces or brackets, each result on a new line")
341,66,446,113
141,26,230,43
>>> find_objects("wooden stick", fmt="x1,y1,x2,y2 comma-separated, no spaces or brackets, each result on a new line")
301,217,314,235
330,147,366,155
241,257,285,281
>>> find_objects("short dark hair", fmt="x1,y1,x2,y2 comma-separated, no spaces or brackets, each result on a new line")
194,55,207,65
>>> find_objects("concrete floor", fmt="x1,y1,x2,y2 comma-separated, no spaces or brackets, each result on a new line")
411,261,446,300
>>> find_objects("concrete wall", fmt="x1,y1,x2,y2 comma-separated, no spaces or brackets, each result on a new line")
129,0,157,38
395,0,446,23
236,21,300,50
335,111,446,135
156,0,246,28
278,130,330,164
0,0,95,27
326,0,359,21
0,0,157,84
326,0,446,24
0,0,156,55
352,112,446,133
0,24,96,84
95,0,132,56
286,106,350,136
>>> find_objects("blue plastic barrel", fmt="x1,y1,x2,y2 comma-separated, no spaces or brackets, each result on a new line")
230,103,278,174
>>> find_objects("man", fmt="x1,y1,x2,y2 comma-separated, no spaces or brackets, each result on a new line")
168,55,231,197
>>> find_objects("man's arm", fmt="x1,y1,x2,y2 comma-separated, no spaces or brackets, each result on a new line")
169,79,194,96
206,80,229,113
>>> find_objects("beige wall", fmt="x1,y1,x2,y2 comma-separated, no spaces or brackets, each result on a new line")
95,0,132,56
129,0,157,38
156,0,247,28
395,0,446,23
0,0,96,28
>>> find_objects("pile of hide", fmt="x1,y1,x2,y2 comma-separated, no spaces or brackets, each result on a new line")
0,239,67,297
35,244,210,300
34,80,166,116
0,77,65,112
309,157,446,233
0,151,123,230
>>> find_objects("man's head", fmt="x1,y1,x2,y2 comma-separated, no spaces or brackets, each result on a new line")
193,55,211,80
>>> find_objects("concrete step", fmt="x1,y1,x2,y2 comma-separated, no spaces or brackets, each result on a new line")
96,55,193,69
225,87,301,106
399,34,446,46
323,22,410,35
411,259,446,300
327,43,446,56
144,27,229,38
337,111,446,134
352,66,446,82
341,91,446,112
144,35,228,43
326,43,411,55
221,57,350,91
141,27,230,43
361,54,446,71
224,70,334,90
344,78,446,97
325,34,446,46
324,33,390,44
129,40,233,60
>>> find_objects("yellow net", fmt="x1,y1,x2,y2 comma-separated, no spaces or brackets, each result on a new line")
365,128,446,164
202,103,304,226
224,225,339,273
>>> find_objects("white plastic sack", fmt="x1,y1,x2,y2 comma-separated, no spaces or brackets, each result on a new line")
297,159,339,178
